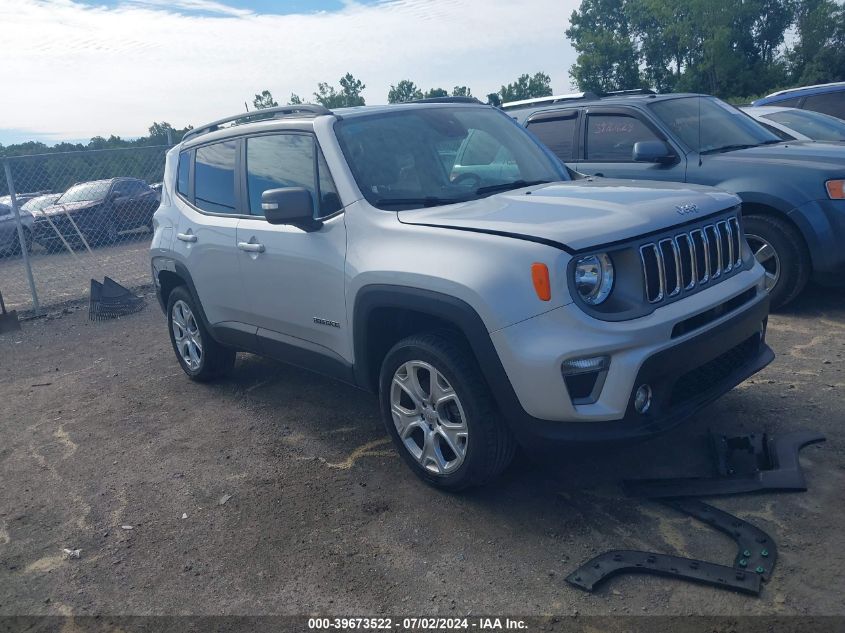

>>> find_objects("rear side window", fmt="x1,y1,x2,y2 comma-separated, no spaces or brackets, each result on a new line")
802,91,845,120
586,114,660,161
176,153,190,197
246,134,341,218
195,141,237,214
526,112,579,161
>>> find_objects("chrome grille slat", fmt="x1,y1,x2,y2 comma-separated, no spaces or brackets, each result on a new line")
639,214,744,306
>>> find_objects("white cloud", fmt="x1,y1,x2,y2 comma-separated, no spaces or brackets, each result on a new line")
0,0,578,142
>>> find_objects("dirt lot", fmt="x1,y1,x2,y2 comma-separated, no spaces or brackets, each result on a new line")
0,286,843,621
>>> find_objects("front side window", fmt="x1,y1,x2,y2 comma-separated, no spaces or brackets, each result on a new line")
650,96,781,153
526,112,579,161
334,106,567,210
245,134,340,218
586,113,660,161
176,151,190,197
195,140,237,214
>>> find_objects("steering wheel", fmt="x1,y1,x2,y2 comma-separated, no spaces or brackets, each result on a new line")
451,172,482,188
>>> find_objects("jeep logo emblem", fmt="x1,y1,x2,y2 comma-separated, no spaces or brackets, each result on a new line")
675,203,699,216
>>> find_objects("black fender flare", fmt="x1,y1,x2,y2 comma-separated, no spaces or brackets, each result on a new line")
351,284,526,423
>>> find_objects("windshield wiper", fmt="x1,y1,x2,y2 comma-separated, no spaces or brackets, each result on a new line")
374,196,468,208
700,143,760,155
475,179,553,195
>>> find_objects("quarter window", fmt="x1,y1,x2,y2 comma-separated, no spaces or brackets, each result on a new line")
586,114,660,161
176,151,190,198
526,112,578,161
246,134,341,218
195,140,237,214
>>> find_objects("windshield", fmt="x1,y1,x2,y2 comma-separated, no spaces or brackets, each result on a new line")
650,96,782,153
764,109,845,141
335,106,567,210
57,181,110,204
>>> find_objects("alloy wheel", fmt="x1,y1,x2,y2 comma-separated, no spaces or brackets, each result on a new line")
390,360,468,475
171,300,203,371
746,233,780,292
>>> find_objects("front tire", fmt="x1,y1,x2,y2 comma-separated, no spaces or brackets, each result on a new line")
379,332,516,491
167,286,235,382
744,215,810,310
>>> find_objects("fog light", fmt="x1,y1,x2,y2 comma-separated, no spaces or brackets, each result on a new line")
634,384,653,414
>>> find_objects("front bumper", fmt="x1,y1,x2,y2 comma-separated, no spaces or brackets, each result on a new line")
488,268,772,446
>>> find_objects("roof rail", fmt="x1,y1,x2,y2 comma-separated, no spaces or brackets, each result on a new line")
602,89,656,97
409,96,483,105
764,80,845,98
501,92,600,110
182,104,332,142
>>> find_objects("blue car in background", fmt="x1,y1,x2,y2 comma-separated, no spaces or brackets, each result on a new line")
753,82,845,121
508,91,845,308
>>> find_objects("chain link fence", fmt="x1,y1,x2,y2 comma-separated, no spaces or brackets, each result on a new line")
0,146,169,315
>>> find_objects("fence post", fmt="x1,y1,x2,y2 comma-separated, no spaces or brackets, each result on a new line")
3,159,40,315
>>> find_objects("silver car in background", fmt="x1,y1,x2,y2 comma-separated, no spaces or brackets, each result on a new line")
742,106,845,142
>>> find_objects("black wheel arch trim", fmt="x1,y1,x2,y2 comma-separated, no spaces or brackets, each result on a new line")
352,284,530,424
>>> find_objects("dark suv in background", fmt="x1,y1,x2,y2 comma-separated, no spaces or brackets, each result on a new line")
753,82,845,121
34,177,158,250
509,92,845,308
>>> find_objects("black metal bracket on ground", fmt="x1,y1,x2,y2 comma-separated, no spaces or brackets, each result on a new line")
623,430,825,498
0,289,21,333
566,499,777,595
565,549,762,595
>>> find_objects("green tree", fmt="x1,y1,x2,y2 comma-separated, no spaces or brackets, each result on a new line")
314,73,366,107
424,87,448,99
452,86,474,98
388,80,423,103
567,0,644,93
497,72,553,104
788,0,845,84
253,90,278,110
486,93,502,107
288,93,303,105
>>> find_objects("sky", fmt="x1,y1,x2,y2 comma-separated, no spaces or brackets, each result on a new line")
0,0,579,145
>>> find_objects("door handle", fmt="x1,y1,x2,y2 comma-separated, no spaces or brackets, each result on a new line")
176,232,197,242
238,241,265,253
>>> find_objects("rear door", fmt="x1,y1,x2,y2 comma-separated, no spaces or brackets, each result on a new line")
523,108,581,170
575,107,687,181
171,140,249,327
235,132,348,361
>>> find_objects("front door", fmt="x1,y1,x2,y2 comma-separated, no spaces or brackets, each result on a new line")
235,132,348,361
575,108,687,181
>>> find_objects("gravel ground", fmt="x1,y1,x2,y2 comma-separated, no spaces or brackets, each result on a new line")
0,233,151,314
0,285,843,621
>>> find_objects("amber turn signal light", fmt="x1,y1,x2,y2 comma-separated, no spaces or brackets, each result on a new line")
531,263,551,301
826,179,845,200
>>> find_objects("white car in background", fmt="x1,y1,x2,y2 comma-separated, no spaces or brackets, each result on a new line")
742,106,845,142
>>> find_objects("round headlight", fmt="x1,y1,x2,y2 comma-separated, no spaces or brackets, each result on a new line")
574,253,614,305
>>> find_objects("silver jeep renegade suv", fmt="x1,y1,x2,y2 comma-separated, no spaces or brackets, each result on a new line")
150,99,774,490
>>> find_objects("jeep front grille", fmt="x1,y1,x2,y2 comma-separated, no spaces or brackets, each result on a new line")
640,216,743,304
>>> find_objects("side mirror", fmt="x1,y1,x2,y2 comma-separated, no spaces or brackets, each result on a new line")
262,187,320,230
633,140,676,164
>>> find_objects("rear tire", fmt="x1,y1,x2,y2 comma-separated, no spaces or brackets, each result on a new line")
379,331,516,491
744,214,809,310
167,285,235,382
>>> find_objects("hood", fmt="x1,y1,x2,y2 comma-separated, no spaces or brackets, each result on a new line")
397,179,739,252
704,141,845,172
39,200,103,217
